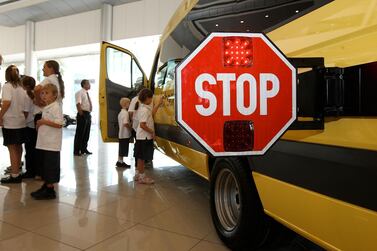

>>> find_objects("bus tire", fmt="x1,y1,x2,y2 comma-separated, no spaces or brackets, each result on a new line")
210,157,268,250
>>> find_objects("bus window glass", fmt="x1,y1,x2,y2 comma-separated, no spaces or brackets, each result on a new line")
132,59,144,91
162,60,178,93
154,64,167,89
106,47,132,88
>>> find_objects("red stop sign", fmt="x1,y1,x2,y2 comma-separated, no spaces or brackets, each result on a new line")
176,33,296,156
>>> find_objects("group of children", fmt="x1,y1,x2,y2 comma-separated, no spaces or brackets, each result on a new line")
0,61,160,203
117,88,163,185
0,61,64,200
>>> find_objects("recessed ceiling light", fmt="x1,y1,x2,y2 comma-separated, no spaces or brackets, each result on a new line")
295,10,299,13
240,20,244,24
215,24,219,27
246,29,250,32
265,14,269,18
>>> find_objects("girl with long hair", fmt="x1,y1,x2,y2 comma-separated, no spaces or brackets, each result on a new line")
33,60,65,180
133,88,163,184
0,65,27,183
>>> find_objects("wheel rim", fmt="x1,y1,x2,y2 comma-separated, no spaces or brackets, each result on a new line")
215,168,241,232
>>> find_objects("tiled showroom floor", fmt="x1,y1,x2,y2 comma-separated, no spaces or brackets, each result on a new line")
0,126,230,251
0,126,322,251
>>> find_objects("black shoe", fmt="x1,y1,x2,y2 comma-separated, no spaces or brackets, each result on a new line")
116,161,130,168
82,150,92,155
31,184,47,197
121,162,131,168
33,187,56,200
1,175,22,184
21,172,35,179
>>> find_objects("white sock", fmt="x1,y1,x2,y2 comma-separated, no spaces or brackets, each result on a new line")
139,173,145,179
11,173,20,178
118,157,124,162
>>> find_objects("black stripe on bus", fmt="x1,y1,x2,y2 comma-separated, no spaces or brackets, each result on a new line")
251,140,377,212
155,123,377,211
155,123,207,153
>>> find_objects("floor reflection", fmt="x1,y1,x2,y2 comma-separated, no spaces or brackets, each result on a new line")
0,126,320,251
0,126,230,251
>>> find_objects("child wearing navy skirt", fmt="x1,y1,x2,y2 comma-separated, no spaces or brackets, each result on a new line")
134,88,163,184
31,83,63,200
0,65,26,183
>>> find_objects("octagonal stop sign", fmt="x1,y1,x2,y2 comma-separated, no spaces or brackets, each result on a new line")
176,33,296,156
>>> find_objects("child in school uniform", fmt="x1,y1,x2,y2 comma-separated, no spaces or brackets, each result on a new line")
128,94,140,168
0,65,27,183
31,83,63,200
116,97,131,168
134,88,163,184
21,76,38,179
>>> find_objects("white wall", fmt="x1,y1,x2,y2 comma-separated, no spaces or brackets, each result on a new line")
113,0,181,40
35,9,101,51
0,0,182,56
0,25,25,55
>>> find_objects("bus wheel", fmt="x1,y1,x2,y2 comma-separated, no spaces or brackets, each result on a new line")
210,158,268,250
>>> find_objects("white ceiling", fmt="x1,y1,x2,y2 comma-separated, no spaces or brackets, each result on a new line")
0,0,141,27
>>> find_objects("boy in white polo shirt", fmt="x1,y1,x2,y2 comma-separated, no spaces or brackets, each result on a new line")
116,97,131,168
31,83,63,200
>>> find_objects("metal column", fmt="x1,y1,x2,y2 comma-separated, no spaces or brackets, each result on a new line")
101,3,113,42
25,20,36,77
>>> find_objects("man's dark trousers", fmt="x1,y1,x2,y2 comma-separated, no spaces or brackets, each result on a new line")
73,111,91,154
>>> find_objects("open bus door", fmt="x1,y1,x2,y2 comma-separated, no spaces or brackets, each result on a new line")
99,42,147,142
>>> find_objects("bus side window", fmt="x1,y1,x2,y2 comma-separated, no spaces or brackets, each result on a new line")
132,59,144,91
164,61,178,92
107,47,132,88
155,64,167,90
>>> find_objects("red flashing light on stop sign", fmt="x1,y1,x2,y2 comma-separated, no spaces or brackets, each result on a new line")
223,37,253,67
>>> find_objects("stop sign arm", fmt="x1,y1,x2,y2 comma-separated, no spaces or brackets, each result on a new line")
288,57,325,130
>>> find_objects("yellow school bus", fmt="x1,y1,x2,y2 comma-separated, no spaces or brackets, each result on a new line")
99,0,377,250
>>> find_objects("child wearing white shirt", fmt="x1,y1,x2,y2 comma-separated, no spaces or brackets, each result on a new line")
134,88,163,184
0,65,27,184
31,83,63,200
116,97,131,168
21,76,38,179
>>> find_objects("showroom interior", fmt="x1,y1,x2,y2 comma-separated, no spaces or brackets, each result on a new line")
0,0,376,250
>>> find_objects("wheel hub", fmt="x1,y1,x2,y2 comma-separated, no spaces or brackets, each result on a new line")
215,168,241,232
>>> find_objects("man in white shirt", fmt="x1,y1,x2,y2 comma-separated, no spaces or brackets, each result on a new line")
73,79,92,156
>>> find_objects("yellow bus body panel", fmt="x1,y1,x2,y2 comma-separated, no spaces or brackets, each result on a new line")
269,0,377,68
253,172,377,251
155,136,209,180
282,117,377,152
